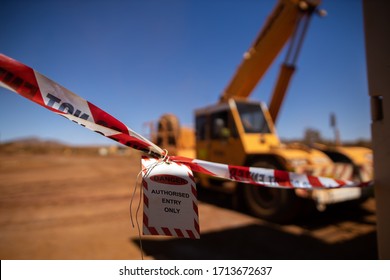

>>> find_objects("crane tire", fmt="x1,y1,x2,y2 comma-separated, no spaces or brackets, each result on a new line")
241,160,305,223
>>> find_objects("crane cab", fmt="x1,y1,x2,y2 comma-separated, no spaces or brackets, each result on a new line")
195,99,281,168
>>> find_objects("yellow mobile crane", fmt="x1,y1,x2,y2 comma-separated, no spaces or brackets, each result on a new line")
153,0,371,222
311,113,373,183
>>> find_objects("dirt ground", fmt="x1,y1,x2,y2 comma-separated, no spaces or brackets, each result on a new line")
0,152,378,260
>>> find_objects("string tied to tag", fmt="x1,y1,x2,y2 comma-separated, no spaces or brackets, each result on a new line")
129,149,169,259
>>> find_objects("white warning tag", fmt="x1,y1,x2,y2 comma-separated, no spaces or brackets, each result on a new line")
141,156,199,239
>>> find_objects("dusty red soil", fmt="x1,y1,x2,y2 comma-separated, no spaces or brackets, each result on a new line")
0,153,378,259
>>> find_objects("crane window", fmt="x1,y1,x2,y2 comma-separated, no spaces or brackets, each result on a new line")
211,111,229,140
236,102,271,133
195,115,207,141
209,111,238,139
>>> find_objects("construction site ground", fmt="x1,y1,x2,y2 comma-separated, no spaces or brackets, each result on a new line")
0,152,378,260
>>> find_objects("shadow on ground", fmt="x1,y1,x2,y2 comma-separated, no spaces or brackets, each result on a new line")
132,188,377,260
133,224,377,259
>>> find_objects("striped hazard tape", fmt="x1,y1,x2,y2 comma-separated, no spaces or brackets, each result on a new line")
168,156,371,189
0,53,164,158
0,53,372,190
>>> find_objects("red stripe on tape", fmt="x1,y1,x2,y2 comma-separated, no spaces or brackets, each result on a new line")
307,175,323,188
229,165,252,182
335,179,347,188
274,170,292,187
169,156,216,176
0,55,46,109
108,133,154,155
88,102,129,134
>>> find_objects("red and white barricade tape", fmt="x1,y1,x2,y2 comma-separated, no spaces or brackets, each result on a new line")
0,53,164,159
0,53,373,189
169,156,371,189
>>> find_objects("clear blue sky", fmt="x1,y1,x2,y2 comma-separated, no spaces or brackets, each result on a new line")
0,0,370,146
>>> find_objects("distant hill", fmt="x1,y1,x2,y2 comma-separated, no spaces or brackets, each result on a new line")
3,137,67,146
0,137,99,155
